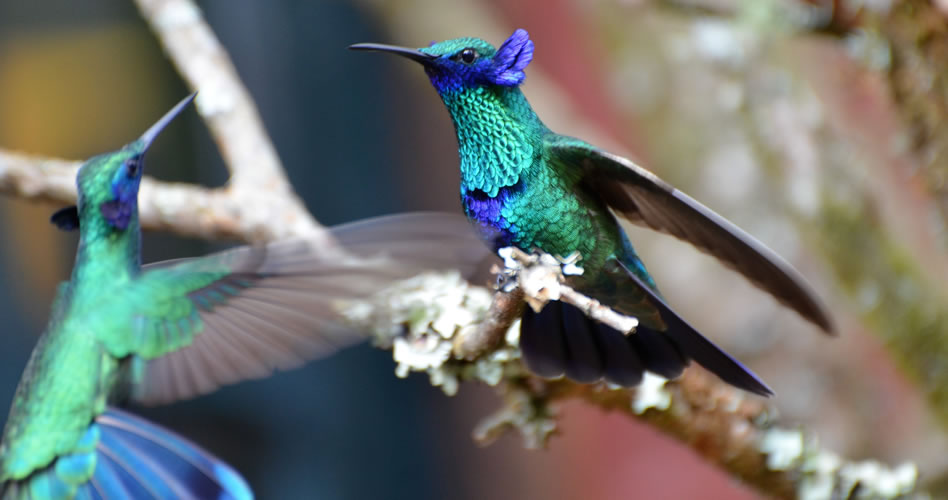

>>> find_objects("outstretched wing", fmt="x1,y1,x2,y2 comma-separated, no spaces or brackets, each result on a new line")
123,212,492,405
545,135,833,334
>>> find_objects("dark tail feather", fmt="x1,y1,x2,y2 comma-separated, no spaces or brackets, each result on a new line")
615,261,773,397
660,310,773,396
628,327,687,380
590,319,645,387
77,407,254,500
518,285,772,395
520,301,649,387
519,301,568,378
559,303,605,382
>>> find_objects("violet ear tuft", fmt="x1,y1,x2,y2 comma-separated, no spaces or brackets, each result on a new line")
486,29,534,86
100,200,133,230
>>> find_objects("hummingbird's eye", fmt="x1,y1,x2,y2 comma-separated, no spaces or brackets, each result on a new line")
457,48,478,64
125,157,142,178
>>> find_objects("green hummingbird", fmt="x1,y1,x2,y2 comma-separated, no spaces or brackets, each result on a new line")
0,94,489,499
350,29,834,396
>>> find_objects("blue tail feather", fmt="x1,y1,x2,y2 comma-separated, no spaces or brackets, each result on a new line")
80,451,132,500
73,484,97,500
3,407,255,499
93,407,254,500
97,426,181,498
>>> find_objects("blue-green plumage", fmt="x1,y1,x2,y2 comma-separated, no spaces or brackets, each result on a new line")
352,29,834,395
0,95,253,500
1,94,491,499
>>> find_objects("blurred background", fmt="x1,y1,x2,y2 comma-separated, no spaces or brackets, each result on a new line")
2,0,947,498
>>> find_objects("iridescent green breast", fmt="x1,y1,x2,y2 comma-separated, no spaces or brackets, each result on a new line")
0,323,113,482
445,79,656,292
461,153,622,272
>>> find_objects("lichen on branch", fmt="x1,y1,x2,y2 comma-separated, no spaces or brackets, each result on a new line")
340,247,924,499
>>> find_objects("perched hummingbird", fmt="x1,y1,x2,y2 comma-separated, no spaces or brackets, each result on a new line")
351,29,834,396
0,94,489,499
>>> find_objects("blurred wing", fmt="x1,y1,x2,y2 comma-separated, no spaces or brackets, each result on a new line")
545,135,833,334
128,212,493,405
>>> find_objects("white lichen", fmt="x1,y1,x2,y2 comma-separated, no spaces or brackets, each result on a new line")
837,460,918,499
339,271,523,396
692,19,749,67
427,366,460,396
760,428,805,470
392,336,452,376
798,451,841,500
758,426,923,499
472,347,520,387
473,385,558,449
337,261,567,447
632,372,672,414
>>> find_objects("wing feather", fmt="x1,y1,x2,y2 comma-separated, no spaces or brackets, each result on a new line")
128,212,493,405
545,136,833,333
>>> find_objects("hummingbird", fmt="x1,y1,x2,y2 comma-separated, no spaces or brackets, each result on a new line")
0,94,490,499
350,29,834,396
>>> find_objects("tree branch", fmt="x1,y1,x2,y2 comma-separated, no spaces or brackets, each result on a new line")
0,150,79,205
133,0,321,241
3,0,323,244
0,148,296,242
344,251,926,500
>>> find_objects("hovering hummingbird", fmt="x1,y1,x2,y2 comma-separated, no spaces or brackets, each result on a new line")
0,94,490,499
350,29,834,396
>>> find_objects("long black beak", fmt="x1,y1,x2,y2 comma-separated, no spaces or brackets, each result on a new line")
348,43,436,66
139,92,197,150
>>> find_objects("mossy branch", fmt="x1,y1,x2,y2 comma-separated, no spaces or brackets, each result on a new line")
342,250,925,500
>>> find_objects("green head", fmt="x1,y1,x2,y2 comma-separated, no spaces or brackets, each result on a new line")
51,94,195,233
350,29,534,96
351,31,544,196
